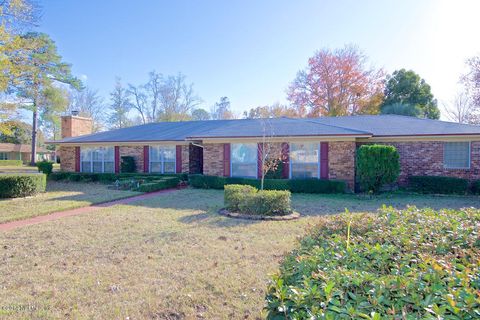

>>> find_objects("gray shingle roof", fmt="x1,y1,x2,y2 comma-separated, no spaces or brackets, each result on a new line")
52,115,480,144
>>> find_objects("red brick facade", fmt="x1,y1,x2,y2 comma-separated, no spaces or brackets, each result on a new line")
363,141,480,184
328,141,356,190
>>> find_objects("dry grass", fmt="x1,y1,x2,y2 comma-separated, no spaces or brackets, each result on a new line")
0,181,140,223
0,188,478,319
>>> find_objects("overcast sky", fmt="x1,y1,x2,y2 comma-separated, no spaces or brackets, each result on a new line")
40,0,480,119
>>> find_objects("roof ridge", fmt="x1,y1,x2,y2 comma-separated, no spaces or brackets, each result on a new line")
296,117,373,135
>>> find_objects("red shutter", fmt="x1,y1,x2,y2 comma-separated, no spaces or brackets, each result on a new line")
143,146,149,173
176,145,182,173
114,146,120,173
257,143,263,179
281,142,290,179
75,146,80,172
320,142,329,179
223,143,231,177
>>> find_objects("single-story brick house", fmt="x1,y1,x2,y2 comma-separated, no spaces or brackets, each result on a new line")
50,114,480,190
0,143,54,163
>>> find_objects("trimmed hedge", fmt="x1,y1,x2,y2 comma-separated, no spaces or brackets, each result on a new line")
49,172,188,183
224,184,257,211
472,180,480,195
36,161,53,175
0,174,46,198
224,184,291,216
265,206,480,318
0,160,23,166
189,174,346,194
135,177,180,192
356,144,400,193
409,175,469,195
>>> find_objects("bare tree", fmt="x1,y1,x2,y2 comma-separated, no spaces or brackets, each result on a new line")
462,56,480,108
68,87,106,132
127,84,148,124
108,77,132,129
211,96,235,120
444,91,479,124
158,73,201,121
144,71,162,122
258,119,284,190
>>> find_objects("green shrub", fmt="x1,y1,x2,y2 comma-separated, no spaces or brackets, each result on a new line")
36,161,53,175
288,178,346,193
409,175,469,195
0,160,23,166
135,177,180,192
472,180,480,195
120,156,136,173
0,174,46,198
239,190,291,216
265,206,480,318
189,174,345,193
356,144,400,193
49,172,188,183
224,184,257,211
188,174,226,189
264,160,284,179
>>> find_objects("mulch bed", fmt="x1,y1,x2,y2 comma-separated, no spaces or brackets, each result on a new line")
218,208,300,221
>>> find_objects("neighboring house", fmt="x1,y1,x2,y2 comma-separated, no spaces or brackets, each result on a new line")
50,114,480,191
0,143,54,163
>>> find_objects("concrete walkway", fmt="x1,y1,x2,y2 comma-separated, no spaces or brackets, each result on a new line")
0,188,181,232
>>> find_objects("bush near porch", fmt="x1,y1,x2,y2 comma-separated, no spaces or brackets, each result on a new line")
265,206,480,319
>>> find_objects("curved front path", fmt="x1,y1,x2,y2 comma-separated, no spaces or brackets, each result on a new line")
0,188,181,232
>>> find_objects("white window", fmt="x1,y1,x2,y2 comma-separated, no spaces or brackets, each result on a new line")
290,142,320,178
81,147,114,173
444,142,470,169
231,143,257,178
0,152,7,160
149,145,176,173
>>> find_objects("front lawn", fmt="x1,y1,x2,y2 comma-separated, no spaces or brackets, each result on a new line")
0,181,140,223
0,188,478,318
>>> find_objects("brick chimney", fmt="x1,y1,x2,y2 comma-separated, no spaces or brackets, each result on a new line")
61,113,93,138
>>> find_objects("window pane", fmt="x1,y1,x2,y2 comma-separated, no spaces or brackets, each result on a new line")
231,143,257,163
231,143,257,177
291,163,319,179
444,142,470,169
92,161,103,173
81,161,91,173
150,162,162,173
104,162,114,173
92,149,102,161
232,163,257,178
290,143,319,163
164,161,175,173
163,147,176,162
104,147,114,161
0,153,7,160
81,148,91,161
150,146,160,162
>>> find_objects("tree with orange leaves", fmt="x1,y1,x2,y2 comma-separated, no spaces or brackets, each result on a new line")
287,45,384,117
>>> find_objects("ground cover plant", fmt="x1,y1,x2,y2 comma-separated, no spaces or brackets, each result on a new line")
0,189,479,318
265,206,480,319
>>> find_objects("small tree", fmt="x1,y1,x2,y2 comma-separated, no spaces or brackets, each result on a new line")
356,145,400,193
258,119,284,190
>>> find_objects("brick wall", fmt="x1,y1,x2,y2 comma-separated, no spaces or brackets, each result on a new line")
59,146,76,172
61,116,93,138
119,146,144,173
328,141,356,190
203,143,225,176
363,141,480,184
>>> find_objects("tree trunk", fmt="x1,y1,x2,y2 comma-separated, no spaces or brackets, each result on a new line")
30,107,38,166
